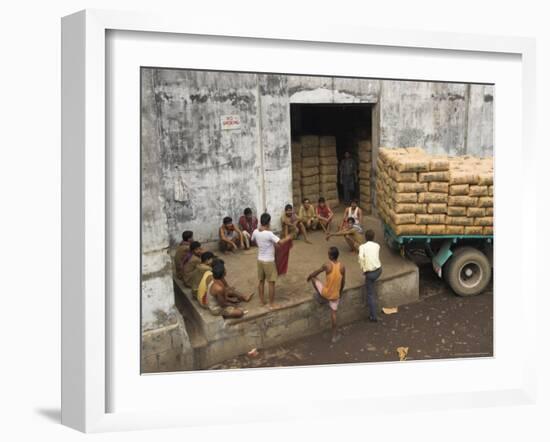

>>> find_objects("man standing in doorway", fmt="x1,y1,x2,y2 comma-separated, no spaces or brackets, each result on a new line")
339,151,358,205
358,229,382,322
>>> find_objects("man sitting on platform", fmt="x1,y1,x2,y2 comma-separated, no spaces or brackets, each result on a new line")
298,198,319,231
206,263,246,319
238,207,258,249
316,197,334,233
191,251,214,298
281,204,311,243
197,258,226,307
326,217,365,253
182,241,203,287
340,199,363,230
219,216,246,253
218,258,254,304
174,230,194,280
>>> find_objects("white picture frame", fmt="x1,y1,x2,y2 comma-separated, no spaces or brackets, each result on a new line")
61,9,537,433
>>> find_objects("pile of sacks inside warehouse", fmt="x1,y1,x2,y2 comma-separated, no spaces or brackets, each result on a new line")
291,135,372,210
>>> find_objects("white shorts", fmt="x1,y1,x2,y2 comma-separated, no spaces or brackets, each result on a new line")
313,279,340,311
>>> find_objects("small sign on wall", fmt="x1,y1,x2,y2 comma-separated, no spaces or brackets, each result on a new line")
220,114,241,130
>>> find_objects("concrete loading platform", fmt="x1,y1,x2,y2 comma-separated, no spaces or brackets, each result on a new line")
174,215,419,370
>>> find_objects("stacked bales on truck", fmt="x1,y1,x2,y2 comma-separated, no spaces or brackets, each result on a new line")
376,147,493,236
447,156,494,235
318,136,339,208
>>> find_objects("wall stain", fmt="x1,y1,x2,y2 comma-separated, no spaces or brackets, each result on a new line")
431,92,465,101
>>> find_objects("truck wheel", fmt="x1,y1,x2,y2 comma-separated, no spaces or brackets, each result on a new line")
443,247,491,296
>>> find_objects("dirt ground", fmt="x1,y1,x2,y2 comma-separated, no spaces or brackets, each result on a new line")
208,262,493,369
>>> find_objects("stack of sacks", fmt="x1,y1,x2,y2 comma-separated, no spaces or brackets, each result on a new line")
300,135,320,204
447,156,493,235
318,135,339,207
291,141,302,208
376,147,493,236
376,147,440,236
358,139,373,213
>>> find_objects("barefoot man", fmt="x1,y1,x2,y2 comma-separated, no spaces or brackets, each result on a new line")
238,207,258,249
307,246,346,343
219,216,246,253
206,263,247,319
281,204,311,243
298,198,319,231
340,199,362,230
326,217,365,253
217,258,255,304
251,212,292,308
316,197,334,233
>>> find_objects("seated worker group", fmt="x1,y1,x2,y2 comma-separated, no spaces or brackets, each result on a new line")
218,208,260,253
175,199,369,320
281,197,335,239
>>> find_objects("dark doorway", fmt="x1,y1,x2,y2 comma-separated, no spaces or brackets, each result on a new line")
290,103,373,208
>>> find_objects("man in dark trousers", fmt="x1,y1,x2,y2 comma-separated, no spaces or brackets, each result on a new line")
339,151,358,205
357,229,382,322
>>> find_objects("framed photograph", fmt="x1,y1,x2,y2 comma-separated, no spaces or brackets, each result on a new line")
61,9,537,432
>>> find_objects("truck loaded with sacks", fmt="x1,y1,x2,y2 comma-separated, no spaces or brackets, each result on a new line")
375,147,493,296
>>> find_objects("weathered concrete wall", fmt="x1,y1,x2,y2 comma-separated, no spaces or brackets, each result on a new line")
141,307,194,373
258,74,292,226
288,75,380,103
141,70,193,370
141,69,176,331
466,84,494,157
144,69,263,245
379,81,494,156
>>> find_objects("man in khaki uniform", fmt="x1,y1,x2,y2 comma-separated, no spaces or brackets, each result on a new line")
182,241,203,287
174,230,194,280
298,198,319,231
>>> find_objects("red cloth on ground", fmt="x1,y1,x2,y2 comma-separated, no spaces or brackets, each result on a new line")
275,239,293,275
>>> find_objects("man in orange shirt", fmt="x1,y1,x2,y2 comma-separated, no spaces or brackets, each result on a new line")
307,246,346,343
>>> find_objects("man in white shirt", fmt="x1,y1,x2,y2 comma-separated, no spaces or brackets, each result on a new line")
251,213,292,308
358,229,382,322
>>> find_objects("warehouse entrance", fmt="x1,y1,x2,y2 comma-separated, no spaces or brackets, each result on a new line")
289,103,374,211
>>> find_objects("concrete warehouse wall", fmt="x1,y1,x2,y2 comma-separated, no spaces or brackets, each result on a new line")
379,81,494,157
140,68,493,332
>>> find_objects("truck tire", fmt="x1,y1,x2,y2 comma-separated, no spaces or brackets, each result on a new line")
443,247,491,296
